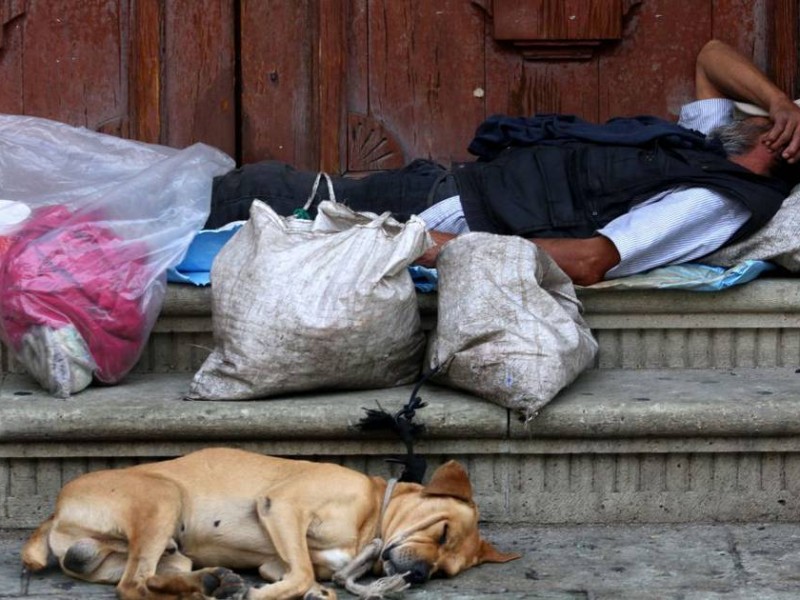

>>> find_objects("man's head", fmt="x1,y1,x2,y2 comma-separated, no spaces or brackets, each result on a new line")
711,116,772,157
711,115,800,186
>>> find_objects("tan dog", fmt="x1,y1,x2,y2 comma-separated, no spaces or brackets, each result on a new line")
22,447,518,600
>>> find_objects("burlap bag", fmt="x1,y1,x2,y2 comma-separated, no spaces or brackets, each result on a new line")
189,199,429,400
426,233,597,420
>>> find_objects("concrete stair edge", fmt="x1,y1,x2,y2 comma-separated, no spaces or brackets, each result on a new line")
3,368,800,443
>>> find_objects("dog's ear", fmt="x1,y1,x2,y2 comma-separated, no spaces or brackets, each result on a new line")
477,539,521,564
422,460,473,503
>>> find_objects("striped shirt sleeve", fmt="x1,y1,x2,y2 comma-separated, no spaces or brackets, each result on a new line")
598,187,751,278
599,97,752,278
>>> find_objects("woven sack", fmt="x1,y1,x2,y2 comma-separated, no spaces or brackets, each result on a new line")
425,233,597,420
189,198,429,400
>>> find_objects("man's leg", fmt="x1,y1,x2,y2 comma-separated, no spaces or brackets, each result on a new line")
205,159,454,228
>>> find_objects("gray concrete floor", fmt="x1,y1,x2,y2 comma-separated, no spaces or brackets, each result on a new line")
3,523,800,599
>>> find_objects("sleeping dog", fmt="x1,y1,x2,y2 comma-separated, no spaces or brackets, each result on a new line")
22,447,518,599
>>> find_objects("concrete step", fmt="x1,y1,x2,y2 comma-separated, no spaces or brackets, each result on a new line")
5,523,800,599
3,368,800,529
141,278,800,373
5,279,799,376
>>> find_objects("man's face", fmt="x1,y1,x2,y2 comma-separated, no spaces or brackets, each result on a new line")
750,116,800,185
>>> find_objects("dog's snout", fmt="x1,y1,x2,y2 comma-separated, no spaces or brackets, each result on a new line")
404,562,431,584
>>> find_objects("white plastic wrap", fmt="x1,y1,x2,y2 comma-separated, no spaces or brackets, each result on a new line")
0,114,234,397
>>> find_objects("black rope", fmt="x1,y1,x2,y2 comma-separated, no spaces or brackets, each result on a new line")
356,367,440,483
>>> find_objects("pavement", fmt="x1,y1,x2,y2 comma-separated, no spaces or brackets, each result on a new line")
3,523,800,599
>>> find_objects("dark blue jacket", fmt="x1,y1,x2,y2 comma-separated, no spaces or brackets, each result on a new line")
454,114,789,243
468,113,723,160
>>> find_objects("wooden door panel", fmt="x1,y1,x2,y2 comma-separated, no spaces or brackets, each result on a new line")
0,0,25,115
130,0,235,154
484,40,602,122
239,0,318,168
334,0,796,171
162,0,236,152
0,0,128,135
1,0,796,175
597,0,713,121
349,0,486,167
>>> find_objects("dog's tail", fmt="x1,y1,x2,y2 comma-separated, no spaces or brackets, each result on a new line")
22,514,54,573
21,514,54,595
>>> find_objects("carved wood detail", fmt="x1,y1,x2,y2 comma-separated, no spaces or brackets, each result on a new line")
492,0,641,61
0,0,26,50
347,113,406,172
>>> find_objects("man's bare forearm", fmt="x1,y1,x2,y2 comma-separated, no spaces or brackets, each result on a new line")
529,236,620,286
696,39,800,162
415,231,620,286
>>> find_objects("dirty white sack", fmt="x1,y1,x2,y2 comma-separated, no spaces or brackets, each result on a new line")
425,233,597,419
189,200,429,400
703,184,800,272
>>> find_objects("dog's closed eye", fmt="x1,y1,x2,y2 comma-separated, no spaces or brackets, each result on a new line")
438,524,448,546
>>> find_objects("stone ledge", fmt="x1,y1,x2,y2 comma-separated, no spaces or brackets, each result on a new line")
578,278,800,314
162,278,800,317
0,373,507,442
514,368,800,438
3,368,800,443
160,279,800,332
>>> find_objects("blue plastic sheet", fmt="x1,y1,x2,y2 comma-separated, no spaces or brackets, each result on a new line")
169,227,774,292
167,221,244,286
585,260,775,291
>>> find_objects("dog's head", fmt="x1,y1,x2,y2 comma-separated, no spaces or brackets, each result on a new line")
380,460,520,583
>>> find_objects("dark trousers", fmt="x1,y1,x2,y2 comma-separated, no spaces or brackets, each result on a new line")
205,159,459,229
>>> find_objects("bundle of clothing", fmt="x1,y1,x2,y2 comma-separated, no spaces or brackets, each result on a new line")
0,205,153,396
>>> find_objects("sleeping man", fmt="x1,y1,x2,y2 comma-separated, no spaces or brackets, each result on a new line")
206,40,800,286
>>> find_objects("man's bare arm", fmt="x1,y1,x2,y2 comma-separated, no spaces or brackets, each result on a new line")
416,231,458,268
529,236,620,286
415,232,620,286
695,39,800,162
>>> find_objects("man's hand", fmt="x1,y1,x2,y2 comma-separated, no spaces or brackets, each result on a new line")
695,40,800,163
766,96,800,163
415,230,457,267
415,230,621,286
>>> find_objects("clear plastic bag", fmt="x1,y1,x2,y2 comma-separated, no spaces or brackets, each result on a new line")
0,114,234,397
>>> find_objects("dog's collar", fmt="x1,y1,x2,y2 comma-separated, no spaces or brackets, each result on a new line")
330,478,408,598
378,478,398,538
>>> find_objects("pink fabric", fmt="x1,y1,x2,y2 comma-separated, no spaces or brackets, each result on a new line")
0,206,153,383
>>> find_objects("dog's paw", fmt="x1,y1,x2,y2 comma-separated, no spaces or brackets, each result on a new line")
200,567,248,599
303,584,337,600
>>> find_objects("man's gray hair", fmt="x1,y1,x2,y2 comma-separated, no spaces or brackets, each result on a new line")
709,117,772,156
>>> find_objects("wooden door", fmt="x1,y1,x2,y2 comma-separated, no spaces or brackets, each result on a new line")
1,0,798,173
0,0,130,136
0,0,236,155
238,0,800,173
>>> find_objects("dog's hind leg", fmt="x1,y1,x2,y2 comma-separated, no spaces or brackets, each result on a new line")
146,567,248,600
113,482,187,600
60,537,128,583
